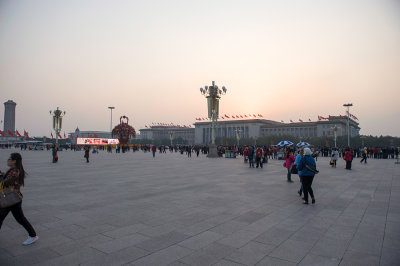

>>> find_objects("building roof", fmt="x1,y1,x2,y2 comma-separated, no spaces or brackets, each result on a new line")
194,119,282,126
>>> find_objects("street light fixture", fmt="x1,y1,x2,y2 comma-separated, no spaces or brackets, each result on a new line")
343,103,353,147
236,128,241,147
330,125,341,148
49,107,66,145
200,81,227,157
360,135,366,148
169,131,174,146
108,106,115,133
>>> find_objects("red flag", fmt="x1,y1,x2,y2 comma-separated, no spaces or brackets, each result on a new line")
7,130,14,136
24,130,29,138
0,130,5,136
290,120,293,123
94,134,98,138
299,119,303,122
281,120,284,123
70,134,74,140
221,117,224,119
225,114,229,118
58,133,62,139
259,114,263,117
308,119,311,122
244,115,248,118
15,130,22,137
51,132,54,139
253,114,256,117
240,115,243,118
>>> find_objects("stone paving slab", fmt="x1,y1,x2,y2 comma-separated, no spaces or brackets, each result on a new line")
0,148,399,265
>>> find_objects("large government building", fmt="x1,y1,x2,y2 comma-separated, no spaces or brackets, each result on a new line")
137,116,360,145
139,126,195,144
194,116,360,145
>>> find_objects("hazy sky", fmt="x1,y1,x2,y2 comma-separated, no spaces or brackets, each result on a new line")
1,0,399,137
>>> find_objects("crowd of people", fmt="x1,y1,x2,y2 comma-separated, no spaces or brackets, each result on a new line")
1,142,399,246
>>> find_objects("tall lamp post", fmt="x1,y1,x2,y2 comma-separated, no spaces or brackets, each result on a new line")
108,106,115,134
343,103,353,147
200,81,227,158
169,131,174,146
360,135,366,148
50,107,66,145
330,126,341,148
236,128,241,148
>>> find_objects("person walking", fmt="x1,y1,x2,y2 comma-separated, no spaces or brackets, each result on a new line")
284,150,295,182
0,153,39,245
248,146,255,168
297,148,317,204
295,148,303,196
344,148,353,170
360,147,367,164
84,146,90,163
243,147,249,163
255,146,263,168
52,145,58,163
331,148,339,168
151,145,157,158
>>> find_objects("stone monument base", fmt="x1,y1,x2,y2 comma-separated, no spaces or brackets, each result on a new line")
207,144,219,158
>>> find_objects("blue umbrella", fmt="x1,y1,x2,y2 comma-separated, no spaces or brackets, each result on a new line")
277,140,294,147
296,142,310,147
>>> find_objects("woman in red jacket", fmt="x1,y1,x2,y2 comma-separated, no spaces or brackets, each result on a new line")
344,148,353,170
284,150,295,182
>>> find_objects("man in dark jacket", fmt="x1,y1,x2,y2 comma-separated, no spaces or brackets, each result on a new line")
84,146,90,163
248,146,254,168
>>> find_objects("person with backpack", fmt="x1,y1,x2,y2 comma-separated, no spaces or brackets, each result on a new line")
297,148,317,204
0,153,39,245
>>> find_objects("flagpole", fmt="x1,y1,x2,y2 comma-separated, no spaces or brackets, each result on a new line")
343,103,353,147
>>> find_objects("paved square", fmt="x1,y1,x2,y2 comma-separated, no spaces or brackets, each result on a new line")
0,149,399,265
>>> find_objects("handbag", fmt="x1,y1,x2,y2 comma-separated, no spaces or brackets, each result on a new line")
0,183,22,208
305,162,319,174
290,164,298,174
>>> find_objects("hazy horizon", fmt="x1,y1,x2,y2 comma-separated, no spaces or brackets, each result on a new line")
1,0,399,137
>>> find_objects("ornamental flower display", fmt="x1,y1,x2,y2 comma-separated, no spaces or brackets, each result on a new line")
112,116,136,144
